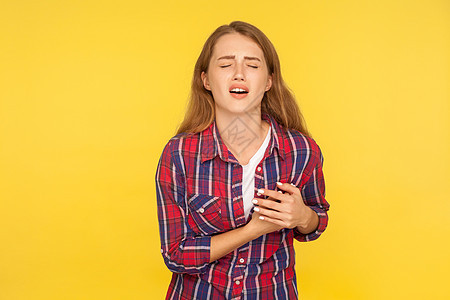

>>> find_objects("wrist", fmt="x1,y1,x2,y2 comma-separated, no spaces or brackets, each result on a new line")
243,219,261,240
296,207,317,233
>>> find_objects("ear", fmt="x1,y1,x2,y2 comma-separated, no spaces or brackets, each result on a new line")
265,73,273,91
201,71,211,91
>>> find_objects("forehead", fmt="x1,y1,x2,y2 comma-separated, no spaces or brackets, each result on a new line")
212,33,264,59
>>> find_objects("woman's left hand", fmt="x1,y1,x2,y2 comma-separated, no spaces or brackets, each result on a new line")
252,182,312,229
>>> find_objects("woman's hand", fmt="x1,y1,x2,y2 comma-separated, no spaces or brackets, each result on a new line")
252,182,315,230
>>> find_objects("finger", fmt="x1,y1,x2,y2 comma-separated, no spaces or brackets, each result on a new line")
258,214,286,227
252,198,282,211
254,205,284,220
257,188,289,202
275,181,301,196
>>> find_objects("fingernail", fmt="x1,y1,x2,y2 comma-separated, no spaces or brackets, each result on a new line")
276,182,282,186
257,189,264,194
278,191,283,193
259,216,264,220
290,183,296,187
254,207,260,212
256,192,261,196
252,199,258,204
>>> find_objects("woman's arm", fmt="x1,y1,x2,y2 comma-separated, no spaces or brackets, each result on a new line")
209,211,282,262
293,143,330,242
156,140,212,274
156,140,284,273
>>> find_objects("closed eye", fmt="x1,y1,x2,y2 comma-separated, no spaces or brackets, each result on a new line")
220,65,259,68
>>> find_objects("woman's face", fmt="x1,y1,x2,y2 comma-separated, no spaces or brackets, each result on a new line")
201,33,272,116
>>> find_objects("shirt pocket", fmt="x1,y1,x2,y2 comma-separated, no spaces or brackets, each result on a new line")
187,194,223,236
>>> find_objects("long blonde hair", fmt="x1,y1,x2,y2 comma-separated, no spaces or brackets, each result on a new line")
176,21,311,138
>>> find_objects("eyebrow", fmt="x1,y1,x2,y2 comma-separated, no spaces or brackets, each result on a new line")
217,55,261,62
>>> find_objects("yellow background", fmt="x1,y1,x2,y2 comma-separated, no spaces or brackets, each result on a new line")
1,0,449,299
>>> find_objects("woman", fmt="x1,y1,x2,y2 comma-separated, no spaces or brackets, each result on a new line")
155,20,330,299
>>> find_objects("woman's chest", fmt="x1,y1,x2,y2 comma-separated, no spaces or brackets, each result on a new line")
183,155,303,234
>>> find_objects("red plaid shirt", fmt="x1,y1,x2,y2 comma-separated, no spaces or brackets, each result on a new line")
155,113,330,299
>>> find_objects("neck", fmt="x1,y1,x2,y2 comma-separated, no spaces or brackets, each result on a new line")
215,110,268,159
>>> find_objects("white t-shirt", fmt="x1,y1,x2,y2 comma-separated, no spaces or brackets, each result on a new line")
241,125,271,220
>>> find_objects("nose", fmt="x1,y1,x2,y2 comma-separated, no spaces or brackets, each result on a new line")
233,62,245,81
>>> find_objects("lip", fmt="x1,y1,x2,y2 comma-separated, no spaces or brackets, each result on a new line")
229,84,249,93
230,92,248,99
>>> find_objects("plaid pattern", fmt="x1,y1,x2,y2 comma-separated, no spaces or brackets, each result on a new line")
155,113,330,299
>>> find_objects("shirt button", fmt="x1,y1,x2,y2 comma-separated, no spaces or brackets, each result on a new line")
239,258,245,263
199,208,205,213
257,166,262,172
235,280,241,285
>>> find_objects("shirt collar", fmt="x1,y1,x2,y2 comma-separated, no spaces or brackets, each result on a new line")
200,112,286,164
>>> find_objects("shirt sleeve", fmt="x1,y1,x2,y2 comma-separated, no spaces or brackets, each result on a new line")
155,138,211,274
293,139,330,242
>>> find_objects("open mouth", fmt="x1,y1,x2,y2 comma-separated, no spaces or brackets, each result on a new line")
229,88,249,94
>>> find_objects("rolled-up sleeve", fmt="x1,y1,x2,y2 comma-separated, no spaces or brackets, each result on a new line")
155,139,211,274
293,140,330,242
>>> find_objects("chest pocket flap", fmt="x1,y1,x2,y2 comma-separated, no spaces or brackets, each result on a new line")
187,194,223,236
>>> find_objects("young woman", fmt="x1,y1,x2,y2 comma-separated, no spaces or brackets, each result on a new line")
155,21,330,299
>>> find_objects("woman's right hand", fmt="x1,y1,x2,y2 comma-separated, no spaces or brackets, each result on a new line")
246,211,284,238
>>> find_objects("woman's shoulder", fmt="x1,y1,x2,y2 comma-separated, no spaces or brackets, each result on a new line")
160,131,201,155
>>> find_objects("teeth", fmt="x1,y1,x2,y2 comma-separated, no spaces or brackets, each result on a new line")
230,88,248,92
